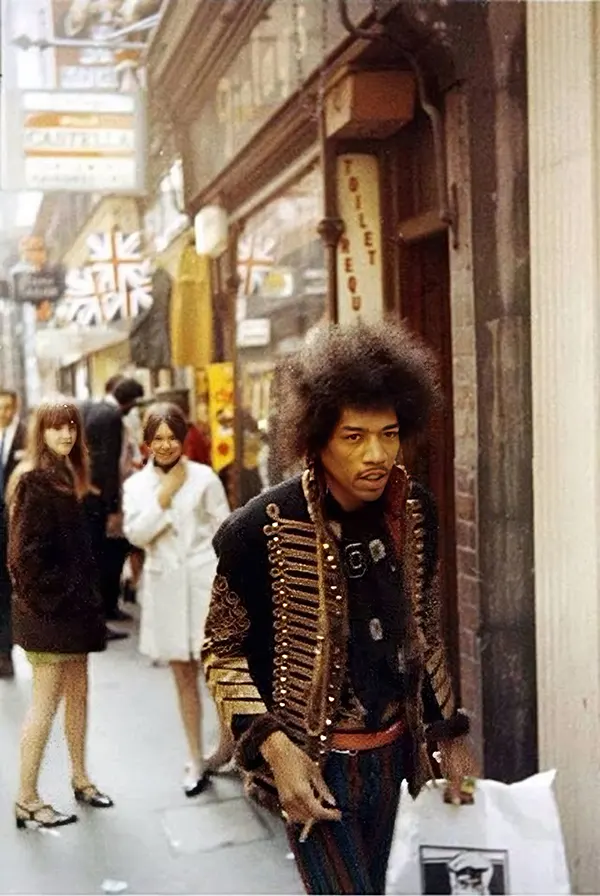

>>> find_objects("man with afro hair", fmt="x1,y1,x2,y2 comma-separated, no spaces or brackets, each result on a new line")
202,320,476,894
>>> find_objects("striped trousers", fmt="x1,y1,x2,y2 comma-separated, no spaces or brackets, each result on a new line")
289,738,404,894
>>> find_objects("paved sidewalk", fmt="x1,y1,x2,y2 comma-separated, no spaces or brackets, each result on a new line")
0,622,302,895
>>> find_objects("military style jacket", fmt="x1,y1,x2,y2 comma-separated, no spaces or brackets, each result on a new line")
202,465,469,804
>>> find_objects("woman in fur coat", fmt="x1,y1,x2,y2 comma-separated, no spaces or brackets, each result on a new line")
123,402,232,797
9,398,112,830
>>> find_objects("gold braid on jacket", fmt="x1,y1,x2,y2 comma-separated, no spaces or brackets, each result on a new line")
202,465,469,808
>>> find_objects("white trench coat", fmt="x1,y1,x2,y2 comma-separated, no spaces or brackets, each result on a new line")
122,459,230,661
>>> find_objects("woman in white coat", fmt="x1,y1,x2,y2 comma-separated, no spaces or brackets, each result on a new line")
123,402,232,796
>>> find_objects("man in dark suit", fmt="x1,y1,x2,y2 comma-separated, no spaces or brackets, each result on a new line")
81,377,144,640
0,390,27,678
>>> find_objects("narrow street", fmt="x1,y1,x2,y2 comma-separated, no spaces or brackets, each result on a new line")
0,617,302,895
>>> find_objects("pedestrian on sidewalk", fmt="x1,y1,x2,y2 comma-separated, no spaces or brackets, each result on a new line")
8,398,113,831
173,390,213,467
122,402,234,797
202,321,477,895
0,389,27,679
81,376,145,638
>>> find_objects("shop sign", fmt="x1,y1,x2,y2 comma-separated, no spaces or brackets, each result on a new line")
51,0,161,42
52,45,137,92
336,154,384,324
237,318,271,349
12,266,66,305
259,267,294,301
49,0,157,92
2,90,146,194
207,362,235,472
187,0,366,196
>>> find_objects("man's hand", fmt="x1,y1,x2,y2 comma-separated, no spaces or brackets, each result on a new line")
261,731,342,826
438,736,479,806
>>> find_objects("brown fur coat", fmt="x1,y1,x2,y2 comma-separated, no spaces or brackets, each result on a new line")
8,468,105,654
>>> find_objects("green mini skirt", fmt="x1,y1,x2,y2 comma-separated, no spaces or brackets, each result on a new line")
26,651,87,666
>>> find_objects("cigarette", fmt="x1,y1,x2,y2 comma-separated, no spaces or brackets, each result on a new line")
299,819,315,843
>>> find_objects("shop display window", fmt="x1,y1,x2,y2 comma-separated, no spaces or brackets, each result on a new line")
236,166,326,496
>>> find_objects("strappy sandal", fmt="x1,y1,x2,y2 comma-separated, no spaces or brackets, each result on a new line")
15,801,78,830
72,782,114,808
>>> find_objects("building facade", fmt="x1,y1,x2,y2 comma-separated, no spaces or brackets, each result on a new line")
147,0,536,787
528,2,600,891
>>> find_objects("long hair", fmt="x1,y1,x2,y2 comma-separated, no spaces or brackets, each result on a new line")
26,397,90,498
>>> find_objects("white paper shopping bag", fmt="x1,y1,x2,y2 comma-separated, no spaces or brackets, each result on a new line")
386,770,570,895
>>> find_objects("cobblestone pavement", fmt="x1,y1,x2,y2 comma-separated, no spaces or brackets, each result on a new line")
0,617,303,895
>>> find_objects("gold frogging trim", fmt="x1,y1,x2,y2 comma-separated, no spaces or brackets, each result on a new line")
301,469,348,760
405,497,456,723
262,478,348,764
264,500,320,751
202,575,268,728
203,653,267,727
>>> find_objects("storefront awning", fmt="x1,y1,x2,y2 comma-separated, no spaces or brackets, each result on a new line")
36,321,131,364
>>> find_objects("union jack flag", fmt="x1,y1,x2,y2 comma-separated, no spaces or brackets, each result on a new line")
58,230,152,327
237,234,276,297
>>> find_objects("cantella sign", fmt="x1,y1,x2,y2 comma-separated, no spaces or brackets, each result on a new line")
336,154,384,324
2,90,146,194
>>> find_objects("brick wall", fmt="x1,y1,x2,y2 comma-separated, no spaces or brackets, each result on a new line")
454,466,483,763
445,88,484,766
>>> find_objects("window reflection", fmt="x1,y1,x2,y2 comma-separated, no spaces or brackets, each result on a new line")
235,166,326,499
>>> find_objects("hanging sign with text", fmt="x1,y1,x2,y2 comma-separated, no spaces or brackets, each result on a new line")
2,90,146,194
49,0,155,91
12,265,66,305
336,154,384,324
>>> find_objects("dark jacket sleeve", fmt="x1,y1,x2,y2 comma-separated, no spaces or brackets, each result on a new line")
8,475,70,614
85,404,123,513
415,482,470,742
4,422,28,494
202,512,280,767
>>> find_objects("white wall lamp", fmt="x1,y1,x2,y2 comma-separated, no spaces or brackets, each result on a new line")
194,205,228,259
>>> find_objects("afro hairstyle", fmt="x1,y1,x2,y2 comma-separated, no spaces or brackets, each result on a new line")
275,318,441,465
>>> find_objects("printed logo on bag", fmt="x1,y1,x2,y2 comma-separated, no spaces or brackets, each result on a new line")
420,847,508,895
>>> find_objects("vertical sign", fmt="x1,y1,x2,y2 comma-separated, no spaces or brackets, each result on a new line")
336,154,384,324
207,362,235,473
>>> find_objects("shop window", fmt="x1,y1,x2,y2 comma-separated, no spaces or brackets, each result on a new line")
235,166,326,499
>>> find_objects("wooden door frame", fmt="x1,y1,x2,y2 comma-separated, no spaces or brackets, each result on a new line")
377,125,461,695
